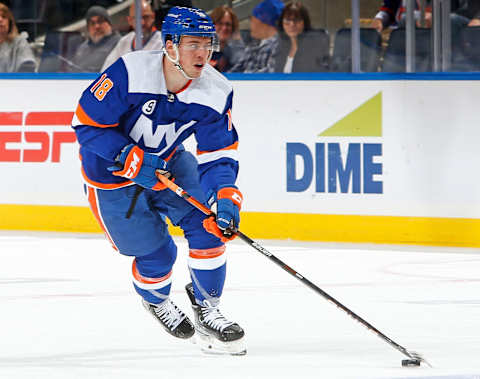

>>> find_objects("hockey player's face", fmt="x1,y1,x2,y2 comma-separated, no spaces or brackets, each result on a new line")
178,36,212,78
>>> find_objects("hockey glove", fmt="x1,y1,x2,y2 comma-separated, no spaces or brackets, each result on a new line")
108,144,170,190
203,186,243,242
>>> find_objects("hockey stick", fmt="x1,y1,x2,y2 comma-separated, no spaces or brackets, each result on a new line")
156,173,431,367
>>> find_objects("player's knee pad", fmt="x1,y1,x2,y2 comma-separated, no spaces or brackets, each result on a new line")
180,209,222,249
134,236,177,275
132,236,177,304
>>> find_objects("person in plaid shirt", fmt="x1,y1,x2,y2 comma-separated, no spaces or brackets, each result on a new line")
228,0,284,73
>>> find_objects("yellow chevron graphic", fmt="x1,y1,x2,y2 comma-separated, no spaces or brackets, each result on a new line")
319,92,382,137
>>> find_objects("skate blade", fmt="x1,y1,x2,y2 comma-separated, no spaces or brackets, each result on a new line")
194,332,247,356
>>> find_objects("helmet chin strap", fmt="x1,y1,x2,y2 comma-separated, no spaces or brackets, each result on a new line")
163,45,196,81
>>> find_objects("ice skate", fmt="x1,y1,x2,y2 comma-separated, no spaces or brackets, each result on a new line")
186,283,246,355
142,298,195,339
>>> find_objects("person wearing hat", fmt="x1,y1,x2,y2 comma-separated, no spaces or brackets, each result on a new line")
229,0,284,73
69,5,121,72
101,0,163,71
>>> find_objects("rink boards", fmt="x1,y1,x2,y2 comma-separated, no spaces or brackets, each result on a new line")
0,73,479,246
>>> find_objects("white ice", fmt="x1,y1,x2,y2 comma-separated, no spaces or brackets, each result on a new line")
1,231,480,379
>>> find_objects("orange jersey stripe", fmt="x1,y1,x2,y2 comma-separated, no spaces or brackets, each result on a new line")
75,104,119,128
189,245,226,259
132,260,172,284
197,141,238,156
86,186,118,251
164,147,177,162
175,80,192,94
227,109,232,131
80,148,177,189
81,166,133,189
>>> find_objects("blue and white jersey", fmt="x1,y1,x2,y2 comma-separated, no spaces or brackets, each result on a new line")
72,50,239,195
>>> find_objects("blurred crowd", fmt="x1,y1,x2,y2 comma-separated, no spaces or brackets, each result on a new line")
1,0,480,74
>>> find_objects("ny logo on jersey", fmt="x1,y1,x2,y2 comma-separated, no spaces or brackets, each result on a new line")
129,114,197,154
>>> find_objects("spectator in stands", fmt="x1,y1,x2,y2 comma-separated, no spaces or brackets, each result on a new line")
446,1,480,53
370,0,432,32
451,1,480,28
102,0,162,71
274,1,328,73
371,0,480,31
209,5,243,72
370,1,480,47
0,3,36,72
69,5,120,72
228,0,284,73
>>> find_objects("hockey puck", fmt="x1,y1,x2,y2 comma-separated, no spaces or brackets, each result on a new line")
401,359,421,367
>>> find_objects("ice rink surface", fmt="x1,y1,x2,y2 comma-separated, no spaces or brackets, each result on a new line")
1,232,480,379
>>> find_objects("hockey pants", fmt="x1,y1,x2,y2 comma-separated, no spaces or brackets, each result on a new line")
85,150,226,305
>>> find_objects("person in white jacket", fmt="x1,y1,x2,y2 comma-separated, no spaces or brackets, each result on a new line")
102,0,163,71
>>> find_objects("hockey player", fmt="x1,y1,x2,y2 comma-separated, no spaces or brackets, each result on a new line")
71,6,245,355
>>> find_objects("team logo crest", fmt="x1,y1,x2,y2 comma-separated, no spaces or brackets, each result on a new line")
142,100,157,115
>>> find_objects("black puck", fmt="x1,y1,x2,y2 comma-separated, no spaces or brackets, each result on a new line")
402,359,421,367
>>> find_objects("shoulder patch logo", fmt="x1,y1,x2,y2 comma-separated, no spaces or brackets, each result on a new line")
142,100,157,115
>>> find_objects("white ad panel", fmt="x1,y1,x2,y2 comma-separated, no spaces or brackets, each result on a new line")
1,79,479,218
233,80,480,218
0,80,85,206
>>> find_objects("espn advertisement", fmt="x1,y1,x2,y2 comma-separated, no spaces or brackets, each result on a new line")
1,77,479,244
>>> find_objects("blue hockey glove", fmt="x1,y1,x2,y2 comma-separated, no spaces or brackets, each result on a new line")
108,144,170,190
203,186,243,242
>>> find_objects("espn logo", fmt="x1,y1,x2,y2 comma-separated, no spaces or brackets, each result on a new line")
0,111,76,162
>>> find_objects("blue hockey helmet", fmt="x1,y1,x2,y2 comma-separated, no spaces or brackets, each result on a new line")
162,6,217,45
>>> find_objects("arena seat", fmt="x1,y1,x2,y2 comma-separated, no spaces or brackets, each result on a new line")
451,26,480,71
331,28,382,72
382,28,432,72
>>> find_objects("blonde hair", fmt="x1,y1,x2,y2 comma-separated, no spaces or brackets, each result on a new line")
0,3,19,42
